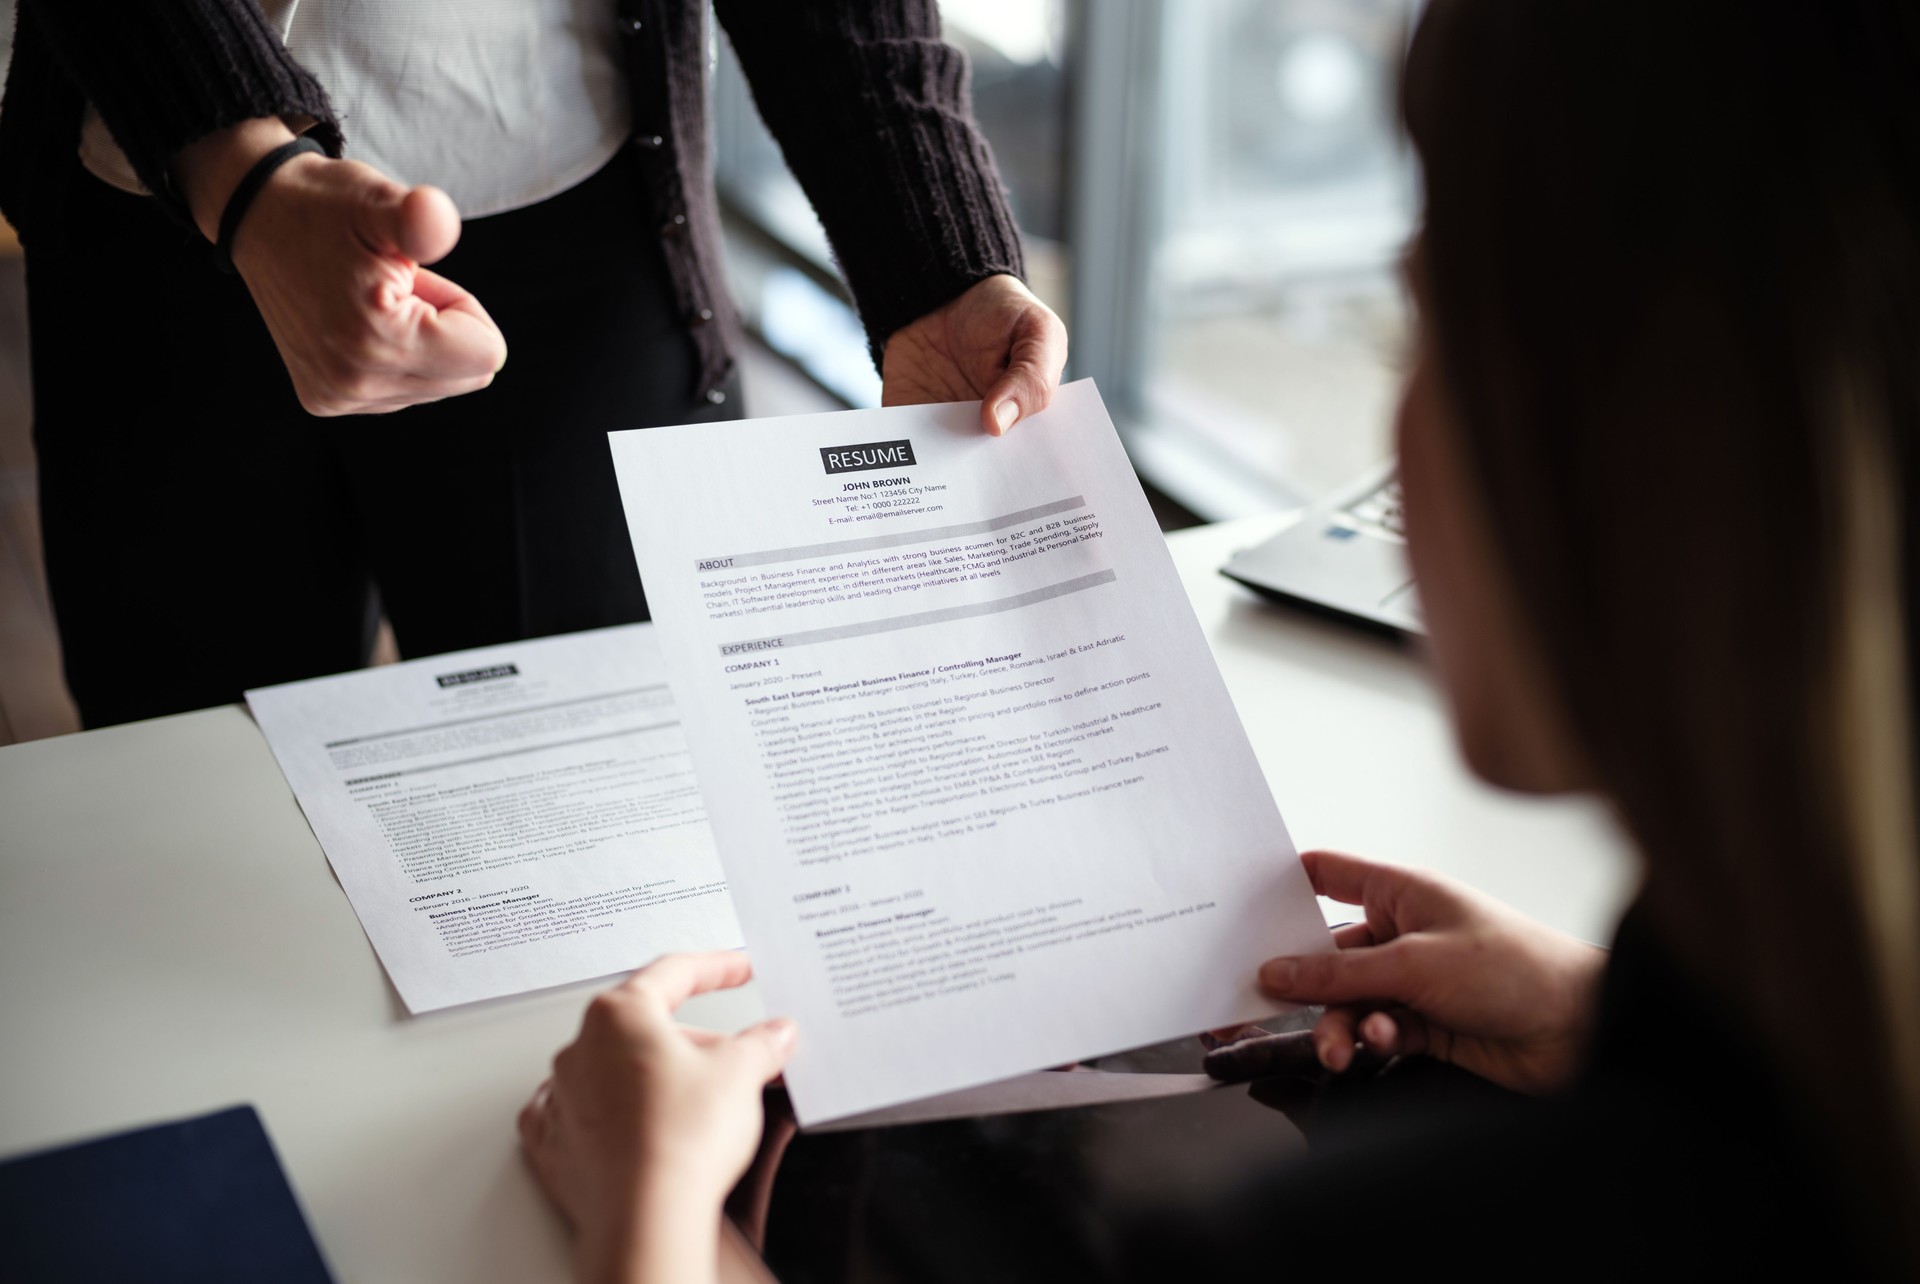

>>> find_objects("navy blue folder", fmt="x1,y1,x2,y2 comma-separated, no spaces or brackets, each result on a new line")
0,1104,334,1283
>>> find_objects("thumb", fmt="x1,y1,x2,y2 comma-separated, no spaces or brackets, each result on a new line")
718,1017,798,1086
364,184,462,265
1258,939,1417,1006
397,186,462,265
981,307,1068,436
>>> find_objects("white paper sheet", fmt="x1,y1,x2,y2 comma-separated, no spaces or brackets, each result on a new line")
245,625,741,1012
809,1069,1223,1133
610,380,1331,1123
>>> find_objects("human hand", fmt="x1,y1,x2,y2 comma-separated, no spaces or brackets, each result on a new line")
174,118,507,416
518,953,797,1284
881,273,1068,436
1256,850,1606,1095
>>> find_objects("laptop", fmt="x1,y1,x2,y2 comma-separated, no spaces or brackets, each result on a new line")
1220,461,1423,635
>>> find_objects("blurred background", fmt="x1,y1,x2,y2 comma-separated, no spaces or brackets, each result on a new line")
719,0,1418,515
0,0,1419,745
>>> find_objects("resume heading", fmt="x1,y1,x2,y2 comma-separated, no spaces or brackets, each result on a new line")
820,439,917,475
434,663,519,688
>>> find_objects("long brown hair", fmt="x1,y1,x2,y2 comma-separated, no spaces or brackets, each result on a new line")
1404,0,1920,1253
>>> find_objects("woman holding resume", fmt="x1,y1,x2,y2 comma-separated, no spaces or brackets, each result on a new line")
517,2,1918,1278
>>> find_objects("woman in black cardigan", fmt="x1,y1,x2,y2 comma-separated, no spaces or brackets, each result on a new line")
1,1,1064,727
519,2,1920,1279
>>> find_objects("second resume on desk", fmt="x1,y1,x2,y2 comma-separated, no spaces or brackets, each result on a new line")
246,626,740,1012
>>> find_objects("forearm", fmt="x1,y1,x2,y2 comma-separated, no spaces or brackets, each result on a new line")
19,0,339,218
713,0,1024,360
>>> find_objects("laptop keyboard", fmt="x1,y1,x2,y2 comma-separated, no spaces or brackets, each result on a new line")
1342,476,1404,537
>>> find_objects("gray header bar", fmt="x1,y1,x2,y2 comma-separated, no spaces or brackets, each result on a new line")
718,569,1118,656
696,496,1087,572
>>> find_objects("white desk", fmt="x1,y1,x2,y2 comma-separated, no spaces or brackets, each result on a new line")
0,518,1636,1282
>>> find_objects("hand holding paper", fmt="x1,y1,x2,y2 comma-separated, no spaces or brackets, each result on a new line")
880,274,1068,436
610,379,1331,1123
518,951,795,1283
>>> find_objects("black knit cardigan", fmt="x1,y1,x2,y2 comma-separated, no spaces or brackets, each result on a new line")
0,0,1027,400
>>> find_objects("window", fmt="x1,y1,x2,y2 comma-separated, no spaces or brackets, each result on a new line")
1074,0,1417,515
714,0,1416,518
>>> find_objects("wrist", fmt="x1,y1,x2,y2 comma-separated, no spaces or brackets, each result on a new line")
175,117,301,242
576,1180,722,1284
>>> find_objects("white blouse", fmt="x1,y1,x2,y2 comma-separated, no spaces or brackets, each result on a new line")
81,0,633,221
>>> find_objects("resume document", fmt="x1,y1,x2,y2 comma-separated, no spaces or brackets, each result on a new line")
246,626,740,1012
611,380,1330,1123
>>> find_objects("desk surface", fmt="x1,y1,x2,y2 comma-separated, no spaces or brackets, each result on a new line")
0,517,1635,1282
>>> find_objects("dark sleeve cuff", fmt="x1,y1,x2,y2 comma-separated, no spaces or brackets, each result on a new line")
715,0,1026,366
21,0,341,222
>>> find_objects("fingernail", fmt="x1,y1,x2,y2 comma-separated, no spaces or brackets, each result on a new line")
1316,1032,1348,1072
993,400,1018,433
768,1017,798,1050
1259,958,1299,993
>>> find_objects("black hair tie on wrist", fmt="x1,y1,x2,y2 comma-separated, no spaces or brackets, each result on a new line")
213,136,325,274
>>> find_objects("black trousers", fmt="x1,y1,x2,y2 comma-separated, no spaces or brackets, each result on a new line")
29,149,740,728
